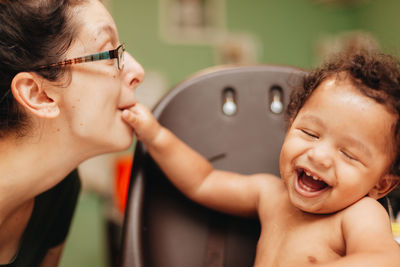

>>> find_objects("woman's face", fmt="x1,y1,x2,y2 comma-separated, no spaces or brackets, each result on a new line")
58,0,144,156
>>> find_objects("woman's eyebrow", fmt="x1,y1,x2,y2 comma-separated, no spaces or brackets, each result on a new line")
94,24,118,45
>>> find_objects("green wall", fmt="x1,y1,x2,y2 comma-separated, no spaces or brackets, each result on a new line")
225,0,357,68
111,0,400,89
356,0,400,55
111,0,365,88
112,0,215,87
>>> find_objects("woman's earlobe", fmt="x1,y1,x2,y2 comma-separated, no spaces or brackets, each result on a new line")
368,174,400,199
11,72,60,118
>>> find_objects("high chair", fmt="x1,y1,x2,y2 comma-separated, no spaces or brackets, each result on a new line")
119,65,306,267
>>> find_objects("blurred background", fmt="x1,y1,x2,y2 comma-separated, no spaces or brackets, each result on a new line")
59,0,400,266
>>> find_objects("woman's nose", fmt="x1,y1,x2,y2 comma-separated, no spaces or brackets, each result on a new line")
307,142,333,169
122,52,145,89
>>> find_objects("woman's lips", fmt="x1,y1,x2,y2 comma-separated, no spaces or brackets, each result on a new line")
118,102,136,111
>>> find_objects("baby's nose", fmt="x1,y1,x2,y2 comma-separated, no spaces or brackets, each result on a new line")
307,143,333,169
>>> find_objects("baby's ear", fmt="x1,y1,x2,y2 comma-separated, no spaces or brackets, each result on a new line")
11,72,60,118
368,174,400,199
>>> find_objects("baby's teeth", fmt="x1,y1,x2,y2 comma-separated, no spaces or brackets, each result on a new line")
304,170,322,181
305,171,317,179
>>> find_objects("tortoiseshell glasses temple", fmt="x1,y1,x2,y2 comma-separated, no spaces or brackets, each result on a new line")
36,43,125,70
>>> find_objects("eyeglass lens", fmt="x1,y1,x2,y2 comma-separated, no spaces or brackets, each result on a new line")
118,45,125,70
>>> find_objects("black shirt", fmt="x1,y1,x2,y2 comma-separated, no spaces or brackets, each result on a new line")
0,169,81,267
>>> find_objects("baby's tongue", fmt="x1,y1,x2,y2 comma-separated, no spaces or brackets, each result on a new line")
300,172,327,191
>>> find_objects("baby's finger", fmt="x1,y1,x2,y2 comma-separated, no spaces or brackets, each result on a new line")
122,109,137,126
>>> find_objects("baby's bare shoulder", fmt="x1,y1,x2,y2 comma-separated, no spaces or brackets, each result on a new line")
249,173,286,212
340,197,393,242
249,173,284,193
342,197,388,221
338,197,400,264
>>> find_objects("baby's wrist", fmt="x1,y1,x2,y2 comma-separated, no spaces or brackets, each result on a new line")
146,124,165,147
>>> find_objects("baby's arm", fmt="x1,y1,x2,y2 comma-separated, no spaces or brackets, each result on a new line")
122,104,277,217
315,197,400,267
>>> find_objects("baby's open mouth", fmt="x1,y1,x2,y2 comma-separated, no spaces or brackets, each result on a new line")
296,169,330,193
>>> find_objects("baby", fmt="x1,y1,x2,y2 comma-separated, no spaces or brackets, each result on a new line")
122,50,400,266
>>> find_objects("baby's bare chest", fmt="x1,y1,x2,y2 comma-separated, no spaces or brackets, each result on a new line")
254,213,345,267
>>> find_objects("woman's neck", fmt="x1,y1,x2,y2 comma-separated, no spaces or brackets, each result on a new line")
0,132,82,221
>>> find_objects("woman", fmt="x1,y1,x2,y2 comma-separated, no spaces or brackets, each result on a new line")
0,0,144,266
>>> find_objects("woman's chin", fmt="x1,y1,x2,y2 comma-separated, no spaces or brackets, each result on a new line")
110,123,135,150
112,134,134,152
93,133,134,155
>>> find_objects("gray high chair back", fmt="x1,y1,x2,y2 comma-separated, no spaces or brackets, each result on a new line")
120,65,306,267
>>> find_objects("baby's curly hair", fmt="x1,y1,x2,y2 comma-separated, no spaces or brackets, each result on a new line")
286,50,400,177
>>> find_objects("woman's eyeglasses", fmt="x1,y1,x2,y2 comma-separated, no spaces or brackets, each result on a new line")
37,43,125,70
0,44,126,104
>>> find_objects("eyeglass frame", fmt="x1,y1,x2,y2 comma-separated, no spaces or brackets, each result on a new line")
36,43,125,70
0,44,125,104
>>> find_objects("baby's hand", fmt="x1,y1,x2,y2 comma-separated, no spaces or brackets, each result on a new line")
121,103,162,145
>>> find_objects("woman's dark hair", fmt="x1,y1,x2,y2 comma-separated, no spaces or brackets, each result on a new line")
287,50,400,176
0,0,85,137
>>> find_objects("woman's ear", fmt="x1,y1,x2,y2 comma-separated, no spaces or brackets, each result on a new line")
368,174,400,199
11,72,60,118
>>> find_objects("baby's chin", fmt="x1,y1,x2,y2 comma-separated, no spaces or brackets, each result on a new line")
289,197,339,215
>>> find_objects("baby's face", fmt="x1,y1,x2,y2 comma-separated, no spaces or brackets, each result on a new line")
279,76,396,214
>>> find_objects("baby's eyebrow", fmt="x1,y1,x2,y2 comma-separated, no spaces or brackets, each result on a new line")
341,136,372,158
298,114,324,127
298,114,372,157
